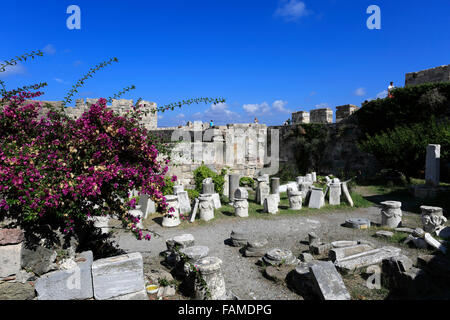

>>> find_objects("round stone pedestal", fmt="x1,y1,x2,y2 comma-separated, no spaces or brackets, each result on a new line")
345,218,371,229
262,248,298,266
288,191,302,210
233,198,249,217
129,205,144,229
199,195,214,221
230,229,249,247
194,257,227,300
92,216,110,234
380,201,402,228
162,195,180,227
420,205,447,234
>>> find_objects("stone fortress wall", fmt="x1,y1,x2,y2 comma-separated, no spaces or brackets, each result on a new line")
405,65,450,87
29,98,158,130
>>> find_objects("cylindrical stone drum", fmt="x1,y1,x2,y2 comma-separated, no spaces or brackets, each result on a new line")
162,195,180,227
199,195,214,221
380,201,402,228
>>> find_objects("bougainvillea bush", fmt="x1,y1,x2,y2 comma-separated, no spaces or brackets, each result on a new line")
0,90,174,241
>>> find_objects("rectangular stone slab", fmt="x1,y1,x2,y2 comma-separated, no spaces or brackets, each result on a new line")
139,195,156,219
177,191,191,214
211,193,222,209
425,144,440,187
138,194,149,218
35,251,94,300
92,252,145,300
329,244,373,262
190,198,199,223
341,182,354,207
0,243,22,278
335,246,401,273
308,189,324,209
309,261,351,300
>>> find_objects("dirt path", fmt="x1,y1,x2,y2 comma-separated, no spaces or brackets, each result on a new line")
111,204,428,300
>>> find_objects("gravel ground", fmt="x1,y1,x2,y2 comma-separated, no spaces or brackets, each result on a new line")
111,205,428,300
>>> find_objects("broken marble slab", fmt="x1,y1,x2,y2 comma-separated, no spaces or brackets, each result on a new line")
309,242,332,255
424,233,447,254
189,198,199,223
309,261,351,300
331,240,359,248
35,251,94,300
395,227,415,234
334,246,401,273
91,252,145,300
329,244,374,262
375,231,394,239
166,234,195,252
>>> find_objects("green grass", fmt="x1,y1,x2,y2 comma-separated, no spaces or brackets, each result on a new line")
174,189,373,228
387,232,409,244
410,178,450,187
369,226,409,244
362,182,450,215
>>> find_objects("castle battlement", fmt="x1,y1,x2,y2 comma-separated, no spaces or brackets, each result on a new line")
25,98,158,130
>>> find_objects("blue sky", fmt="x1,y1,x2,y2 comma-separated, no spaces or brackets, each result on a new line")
1,0,449,127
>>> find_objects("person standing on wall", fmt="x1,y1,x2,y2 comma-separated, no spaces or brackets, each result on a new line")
210,119,214,128
388,81,395,98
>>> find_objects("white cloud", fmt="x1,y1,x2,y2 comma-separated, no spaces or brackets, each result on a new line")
206,102,239,119
176,113,185,119
310,91,317,96
73,60,83,67
189,103,240,124
272,100,291,113
158,114,163,119
54,78,69,84
354,87,367,96
0,63,26,78
275,0,309,21
243,102,270,114
43,44,56,55
243,100,291,115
